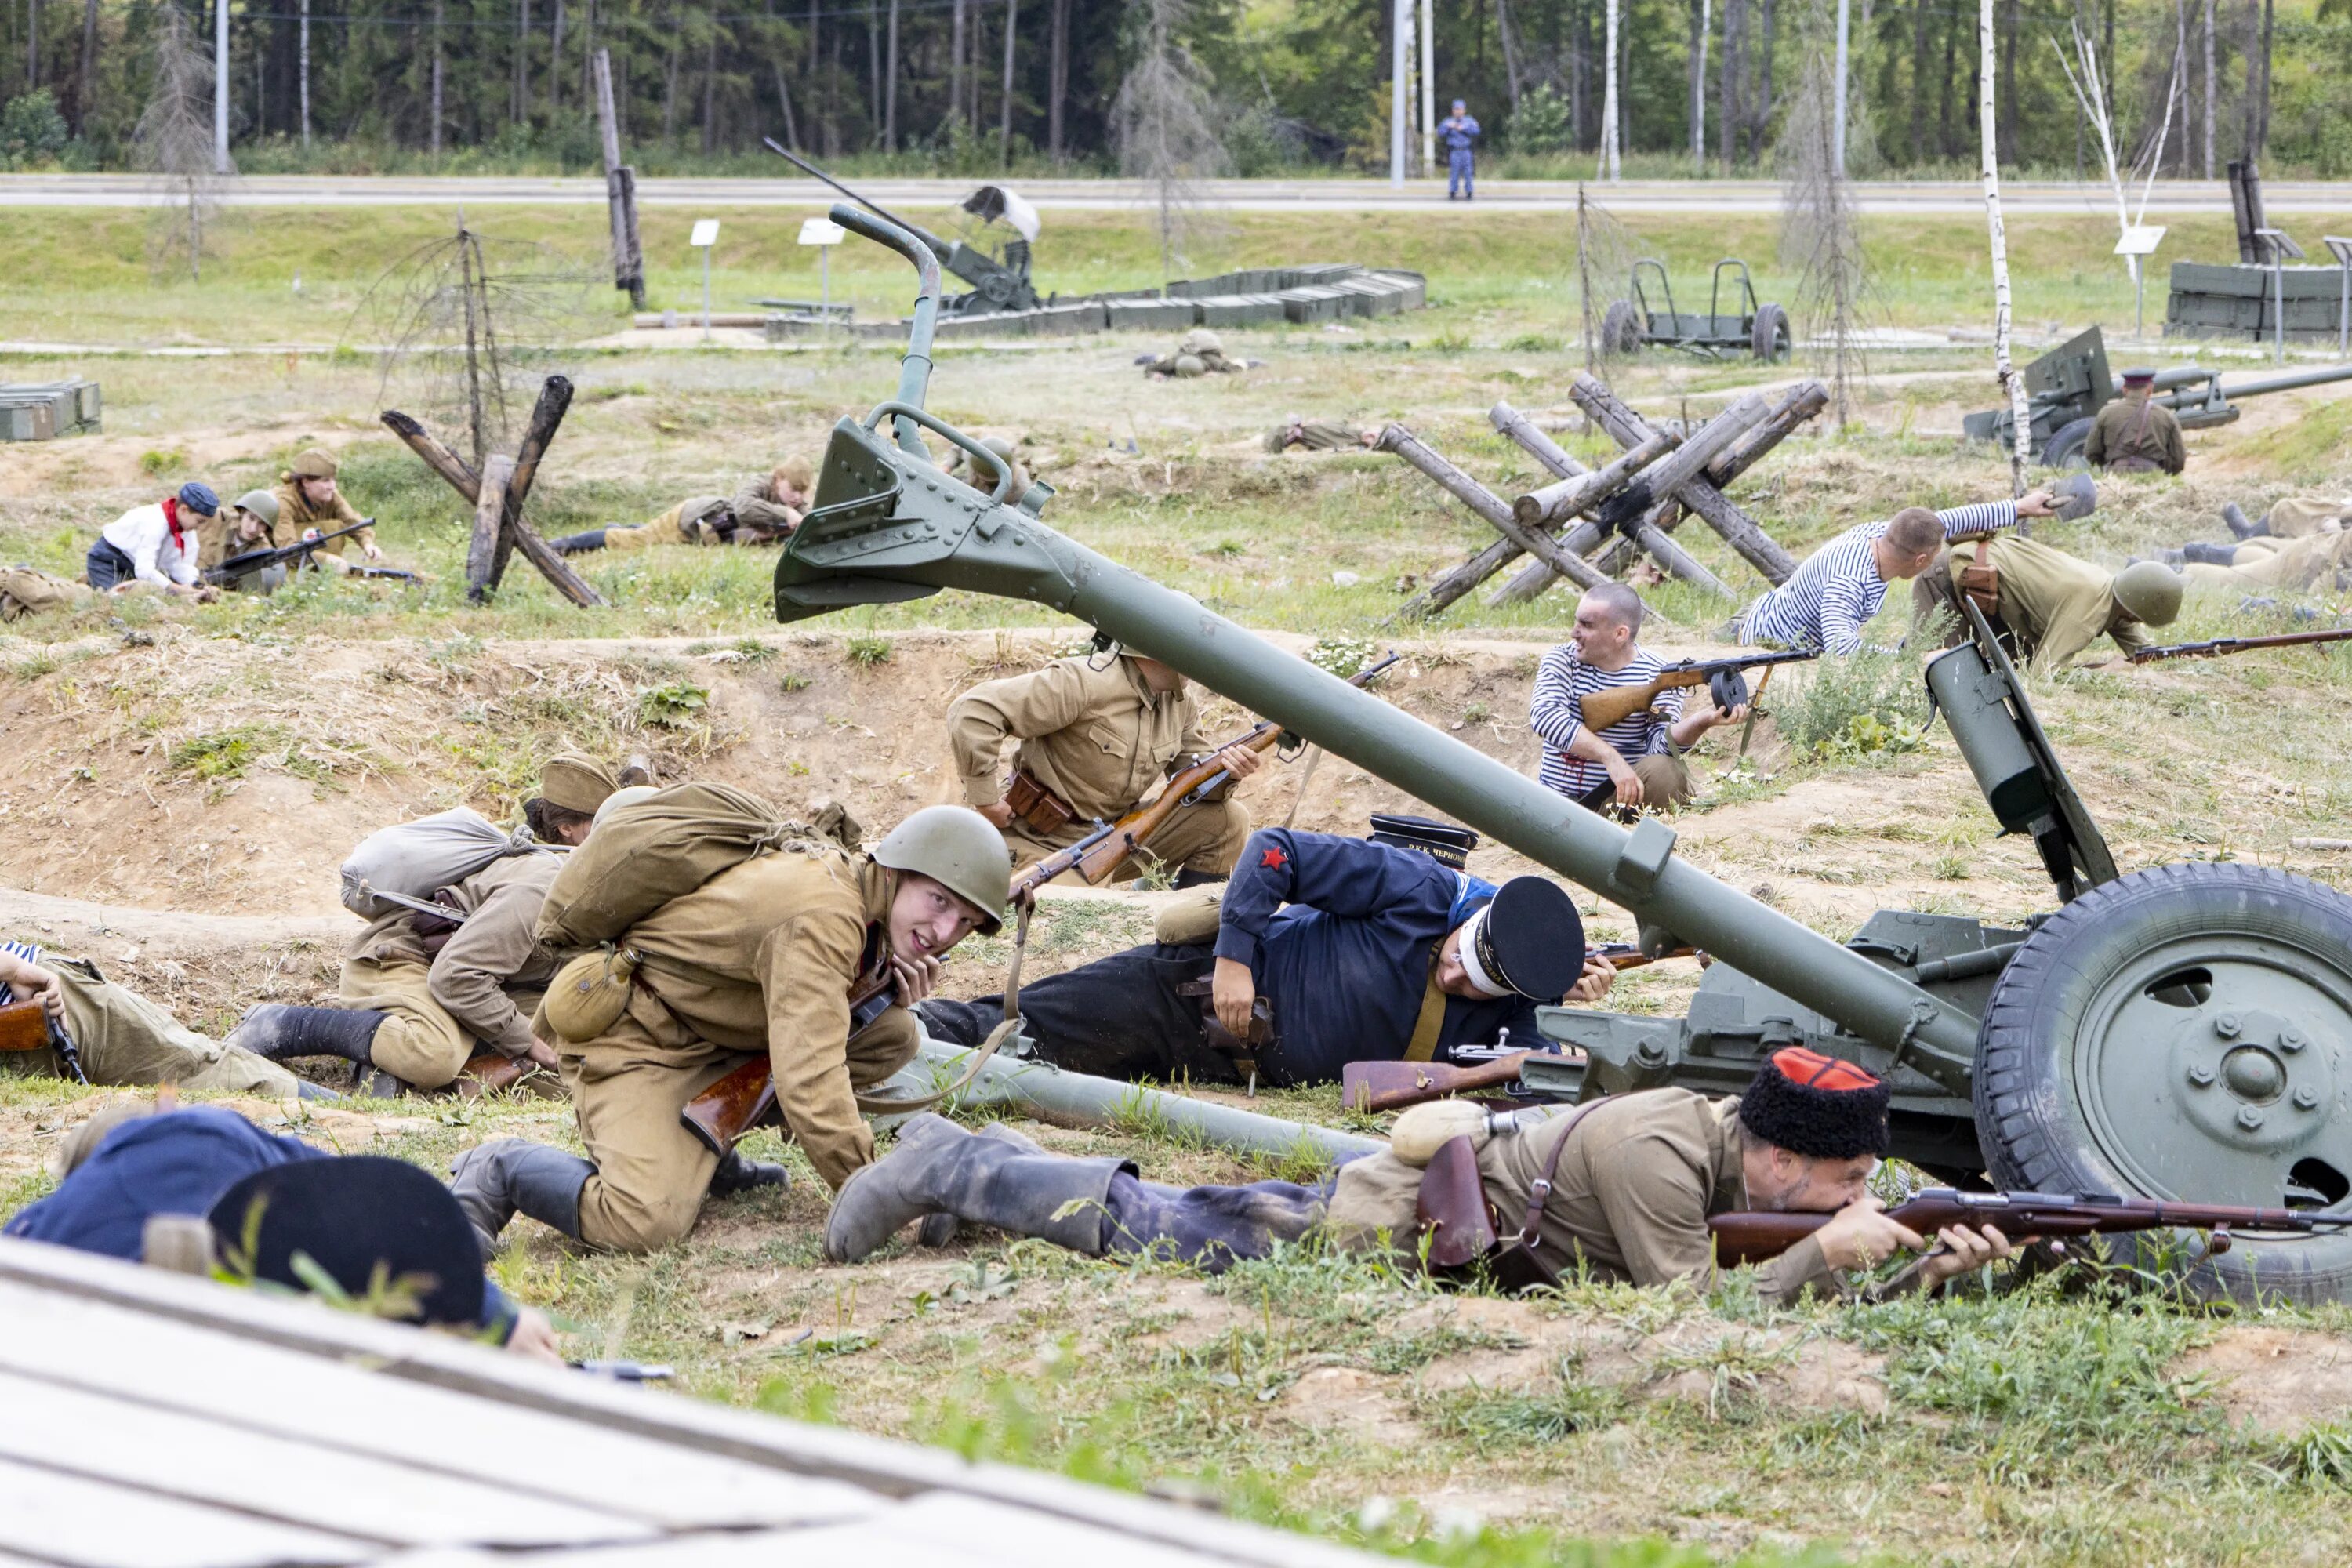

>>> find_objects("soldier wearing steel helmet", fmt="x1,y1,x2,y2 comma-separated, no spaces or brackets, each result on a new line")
1142,328,1247,378
195,490,289,593
446,804,1008,1256
942,434,1033,499
1913,533,2182,675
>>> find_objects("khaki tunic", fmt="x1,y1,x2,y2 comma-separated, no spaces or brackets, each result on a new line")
554,848,920,1252
728,477,803,538
2084,395,2186,475
947,653,1250,881
604,496,731,551
2185,529,2352,593
0,956,299,1096
1325,1089,1840,1304
1266,419,1367,453
337,851,564,1088
1915,533,2155,677
273,477,375,561
0,567,93,620
2263,495,2352,539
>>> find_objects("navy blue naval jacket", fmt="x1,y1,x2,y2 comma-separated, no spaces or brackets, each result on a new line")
1211,828,1544,1085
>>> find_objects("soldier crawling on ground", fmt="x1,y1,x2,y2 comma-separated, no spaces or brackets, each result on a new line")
1141,329,1250,378
553,459,816,555
0,940,318,1099
1265,416,1381,453
1915,534,2184,676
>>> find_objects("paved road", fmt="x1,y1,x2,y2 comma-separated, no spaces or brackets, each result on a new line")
4,172,2349,216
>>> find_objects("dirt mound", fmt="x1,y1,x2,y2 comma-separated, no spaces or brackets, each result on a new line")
2177,1326,2352,1436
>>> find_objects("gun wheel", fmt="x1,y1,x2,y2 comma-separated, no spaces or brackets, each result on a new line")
1600,299,1645,357
1974,864,2352,1304
2042,416,2096,469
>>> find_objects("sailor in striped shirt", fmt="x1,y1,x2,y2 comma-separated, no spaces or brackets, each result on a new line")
1737,494,2058,655
1530,584,1751,812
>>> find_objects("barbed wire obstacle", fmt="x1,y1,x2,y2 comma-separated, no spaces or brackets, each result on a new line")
135,4,224,282
1110,0,1230,284
349,219,605,472
1389,379,1821,622
1574,184,1639,372
1777,19,1878,430
380,376,606,609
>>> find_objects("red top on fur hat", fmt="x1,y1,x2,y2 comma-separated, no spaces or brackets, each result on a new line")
1770,1047,1882,1094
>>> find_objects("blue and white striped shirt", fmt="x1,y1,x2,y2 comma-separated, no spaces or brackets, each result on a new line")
1529,644,1684,797
0,939,42,1006
1737,500,2020,655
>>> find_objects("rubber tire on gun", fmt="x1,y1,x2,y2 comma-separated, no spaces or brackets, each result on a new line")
2040,416,2096,470
1600,299,1645,358
1750,302,1791,363
1973,862,2352,1305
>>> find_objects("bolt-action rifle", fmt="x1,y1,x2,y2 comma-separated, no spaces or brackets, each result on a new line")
1339,944,1697,1112
1054,652,1402,888
2127,626,2352,664
204,518,379,586
0,996,89,1083
1708,1186,2352,1267
1578,648,1819,731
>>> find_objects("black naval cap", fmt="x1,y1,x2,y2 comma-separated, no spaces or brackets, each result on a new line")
1457,877,1585,1001
1369,813,1481,870
207,1156,485,1327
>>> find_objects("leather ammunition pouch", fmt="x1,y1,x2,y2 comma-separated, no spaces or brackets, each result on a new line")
1958,559,2002,616
1004,769,1077,837
1413,1098,1607,1292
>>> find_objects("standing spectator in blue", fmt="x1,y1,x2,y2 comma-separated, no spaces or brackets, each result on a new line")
1441,100,1482,200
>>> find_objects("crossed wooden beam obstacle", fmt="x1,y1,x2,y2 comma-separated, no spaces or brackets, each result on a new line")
1387,373,1826,620
379,376,608,609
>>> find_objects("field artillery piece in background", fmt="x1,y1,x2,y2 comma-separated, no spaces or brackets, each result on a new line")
1601,260,1791,363
769,142,1042,316
777,201,2352,1305
1962,324,2352,466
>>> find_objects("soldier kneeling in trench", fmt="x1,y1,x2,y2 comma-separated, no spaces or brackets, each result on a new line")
827,1049,2020,1301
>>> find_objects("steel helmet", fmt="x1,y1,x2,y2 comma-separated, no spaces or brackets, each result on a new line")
2111,561,2183,626
591,784,661,828
233,489,281,528
1171,354,1207,378
871,805,1009,934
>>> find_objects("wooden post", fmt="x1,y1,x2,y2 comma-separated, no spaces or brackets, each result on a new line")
593,49,645,309
1570,376,1801,583
1489,401,1587,479
381,407,609,609
467,456,515,602
495,376,575,587
1510,429,1675,530
1379,426,1614,597
1706,381,1830,487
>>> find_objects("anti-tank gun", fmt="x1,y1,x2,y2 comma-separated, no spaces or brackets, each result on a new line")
768,142,1040,316
1962,324,2352,466
779,201,2352,1305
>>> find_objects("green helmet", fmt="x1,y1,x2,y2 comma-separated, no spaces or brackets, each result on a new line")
1178,328,1223,357
234,489,281,528
591,783,661,828
1171,354,1207,378
2111,561,2183,626
871,805,1009,934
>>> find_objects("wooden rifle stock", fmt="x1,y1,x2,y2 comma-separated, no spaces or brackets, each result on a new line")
679,968,895,1155
1708,1187,2352,1268
0,999,50,1054
457,1051,535,1098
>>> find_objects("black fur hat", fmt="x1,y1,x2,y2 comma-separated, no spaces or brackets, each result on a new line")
1735,1048,1892,1160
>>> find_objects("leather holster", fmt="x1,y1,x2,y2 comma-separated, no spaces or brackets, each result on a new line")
1414,1136,1499,1269
1004,769,1077,836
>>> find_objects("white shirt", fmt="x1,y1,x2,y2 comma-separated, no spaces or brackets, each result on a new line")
100,501,201,588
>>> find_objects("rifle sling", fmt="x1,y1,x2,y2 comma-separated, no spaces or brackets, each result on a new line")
1402,947,1449,1063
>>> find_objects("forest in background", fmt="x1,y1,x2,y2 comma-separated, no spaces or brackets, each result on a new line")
0,0,2348,180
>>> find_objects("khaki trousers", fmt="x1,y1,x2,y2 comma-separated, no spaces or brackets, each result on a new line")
3,960,302,1096
1001,796,1251,885
2185,531,2352,592
339,955,471,1089
2266,497,2350,539
1581,753,1695,812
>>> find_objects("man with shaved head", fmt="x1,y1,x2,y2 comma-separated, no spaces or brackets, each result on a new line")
1530,583,1748,814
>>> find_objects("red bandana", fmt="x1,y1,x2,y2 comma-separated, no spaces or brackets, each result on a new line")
162,495,187,556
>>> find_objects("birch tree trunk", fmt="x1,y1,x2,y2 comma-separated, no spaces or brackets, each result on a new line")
1000,0,1017,158
549,0,565,111
774,58,798,149
951,0,967,132
1495,0,1523,113
1601,0,1621,179
885,0,899,150
1047,0,1066,157
1979,0,2027,494
1690,0,1708,171
866,0,880,136
2201,0,2214,176
430,0,445,157
297,0,310,147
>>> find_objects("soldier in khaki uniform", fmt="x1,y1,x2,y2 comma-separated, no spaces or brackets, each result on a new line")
731,456,815,536
2175,528,2352,594
0,942,313,1098
0,567,95,621
826,1050,2020,1301
2216,493,2351,541
195,492,289,594
1144,328,1247,378
274,448,386,575
552,463,812,556
1914,535,2181,675
948,648,1259,886
445,806,1009,1256
2083,369,2187,475
943,436,1032,501
228,757,620,1094
1265,416,1379,453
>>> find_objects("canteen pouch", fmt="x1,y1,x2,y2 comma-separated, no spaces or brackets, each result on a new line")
1414,1135,1500,1271
544,948,641,1043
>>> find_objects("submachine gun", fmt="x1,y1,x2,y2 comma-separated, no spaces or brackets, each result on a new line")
767,142,1041,316
761,200,2352,1305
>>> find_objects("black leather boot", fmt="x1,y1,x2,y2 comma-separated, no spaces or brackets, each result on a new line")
550,529,608,555
825,1113,1124,1263
230,1004,387,1066
448,1138,593,1257
2183,541,2239,567
709,1147,791,1198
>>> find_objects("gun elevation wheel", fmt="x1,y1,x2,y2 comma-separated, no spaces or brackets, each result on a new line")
1750,302,1791,362
1974,863,2352,1304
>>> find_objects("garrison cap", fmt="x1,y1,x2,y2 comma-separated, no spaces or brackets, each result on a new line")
1367,813,1480,870
206,1156,485,1327
541,753,622,815
288,447,339,479
1456,876,1584,1001
1736,1047,1891,1160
